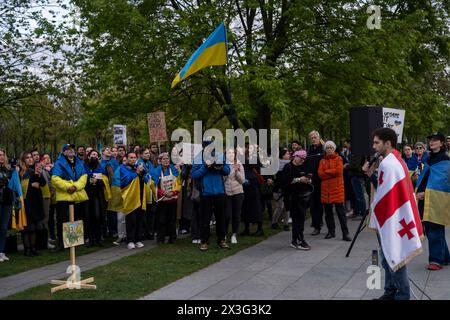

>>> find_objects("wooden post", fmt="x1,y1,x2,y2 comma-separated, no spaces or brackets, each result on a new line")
51,204,96,293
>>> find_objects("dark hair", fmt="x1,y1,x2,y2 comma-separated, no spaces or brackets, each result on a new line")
279,148,290,159
372,128,397,148
30,148,39,154
117,145,126,151
126,152,136,158
139,148,149,155
291,140,301,145
150,142,158,147
87,149,99,157
77,145,85,151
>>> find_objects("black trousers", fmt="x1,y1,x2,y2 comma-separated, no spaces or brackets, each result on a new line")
87,197,104,243
156,202,177,242
200,194,226,245
106,210,118,237
190,202,201,240
290,198,308,242
323,203,349,236
144,203,157,237
225,193,244,234
310,185,323,230
125,208,144,243
47,204,56,239
56,201,87,248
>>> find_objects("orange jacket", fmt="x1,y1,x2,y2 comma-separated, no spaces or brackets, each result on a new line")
318,153,345,204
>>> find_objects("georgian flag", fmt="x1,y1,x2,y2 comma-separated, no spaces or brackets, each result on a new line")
369,149,424,271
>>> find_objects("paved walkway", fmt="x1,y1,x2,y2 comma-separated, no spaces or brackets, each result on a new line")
142,219,450,300
0,239,157,299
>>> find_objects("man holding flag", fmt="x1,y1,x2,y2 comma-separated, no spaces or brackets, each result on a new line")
369,128,424,300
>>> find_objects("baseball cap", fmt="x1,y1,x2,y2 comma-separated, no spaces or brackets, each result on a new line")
62,144,75,152
293,150,307,158
426,132,445,142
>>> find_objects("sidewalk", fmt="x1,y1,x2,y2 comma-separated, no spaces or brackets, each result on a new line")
0,239,157,299
141,220,450,300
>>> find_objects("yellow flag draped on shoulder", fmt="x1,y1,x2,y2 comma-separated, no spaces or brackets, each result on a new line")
171,21,227,88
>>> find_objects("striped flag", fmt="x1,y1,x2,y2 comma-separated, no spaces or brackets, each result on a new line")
369,149,424,271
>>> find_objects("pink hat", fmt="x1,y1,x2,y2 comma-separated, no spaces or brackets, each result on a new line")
293,150,307,158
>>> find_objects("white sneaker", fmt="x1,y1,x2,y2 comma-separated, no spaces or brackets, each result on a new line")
192,239,198,244
0,255,3,262
127,242,136,250
231,234,237,244
135,241,144,248
47,242,56,249
0,253,8,261
288,218,292,224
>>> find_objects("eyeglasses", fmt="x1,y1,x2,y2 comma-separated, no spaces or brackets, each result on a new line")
415,147,423,150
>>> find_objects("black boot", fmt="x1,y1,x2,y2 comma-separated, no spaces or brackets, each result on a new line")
30,248,40,256
325,232,335,239
342,233,352,241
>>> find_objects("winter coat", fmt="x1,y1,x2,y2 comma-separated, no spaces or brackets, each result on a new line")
318,152,345,204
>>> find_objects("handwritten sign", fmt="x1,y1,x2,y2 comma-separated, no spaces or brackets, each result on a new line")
382,107,405,143
148,112,168,142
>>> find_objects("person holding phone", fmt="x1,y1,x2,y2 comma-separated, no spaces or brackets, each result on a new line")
280,150,313,250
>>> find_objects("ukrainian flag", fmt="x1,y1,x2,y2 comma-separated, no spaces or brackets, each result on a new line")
8,171,27,231
171,21,227,88
417,160,450,226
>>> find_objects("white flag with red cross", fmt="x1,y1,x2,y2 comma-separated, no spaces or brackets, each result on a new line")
369,149,424,271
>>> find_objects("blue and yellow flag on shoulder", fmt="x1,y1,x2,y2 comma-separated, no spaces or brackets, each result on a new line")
416,159,450,226
171,21,227,88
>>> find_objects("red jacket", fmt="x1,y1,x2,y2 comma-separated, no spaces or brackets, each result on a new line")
318,153,345,204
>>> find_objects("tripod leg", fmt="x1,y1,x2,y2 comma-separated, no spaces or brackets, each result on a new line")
345,214,367,257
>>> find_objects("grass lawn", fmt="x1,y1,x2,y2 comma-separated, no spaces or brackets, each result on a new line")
4,221,282,300
0,238,115,278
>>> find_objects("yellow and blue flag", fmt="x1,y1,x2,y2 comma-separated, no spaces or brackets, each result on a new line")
171,21,227,88
416,160,450,226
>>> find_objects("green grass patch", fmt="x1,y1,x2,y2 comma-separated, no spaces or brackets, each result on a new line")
4,221,282,300
0,239,115,278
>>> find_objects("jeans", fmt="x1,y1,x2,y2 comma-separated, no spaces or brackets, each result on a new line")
351,176,366,216
272,192,289,226
380,249,410,300
424,222,450,266
200,194,226,245
117,212,126,239
0,204,12,253
225,193,244,234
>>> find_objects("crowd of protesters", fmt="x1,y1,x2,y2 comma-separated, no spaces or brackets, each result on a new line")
0,132,448,272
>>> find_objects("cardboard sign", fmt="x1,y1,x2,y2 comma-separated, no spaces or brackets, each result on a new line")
63,220,84,248
382,107,405,143
113,125,127,146
148,112,168,142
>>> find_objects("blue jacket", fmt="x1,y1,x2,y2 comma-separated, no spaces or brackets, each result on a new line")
101,158,119,173
407,152,429,172
191,152,230,197
137,159,155,177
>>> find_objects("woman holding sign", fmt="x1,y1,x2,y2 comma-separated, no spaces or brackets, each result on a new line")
84,150,111,247
152,153,181,244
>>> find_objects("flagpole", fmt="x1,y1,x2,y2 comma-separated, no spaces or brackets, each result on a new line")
224,21,238,129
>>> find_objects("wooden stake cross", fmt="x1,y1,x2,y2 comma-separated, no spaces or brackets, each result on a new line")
51,204,96,293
